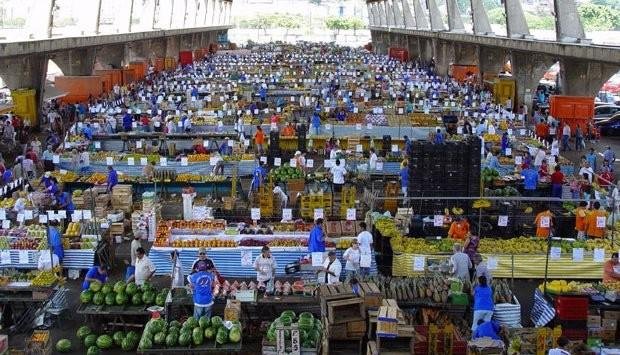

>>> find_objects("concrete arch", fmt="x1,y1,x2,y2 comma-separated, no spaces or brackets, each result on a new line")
559,60,620,97
46,59,64,82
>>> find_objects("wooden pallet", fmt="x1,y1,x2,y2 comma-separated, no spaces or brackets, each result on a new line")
319,284,356,302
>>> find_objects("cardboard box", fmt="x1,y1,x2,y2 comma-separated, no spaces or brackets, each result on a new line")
588,315,602,328
588,327,603,338
602,318,618,330
224,299,241,321
601,329,616,342
604,310,620,320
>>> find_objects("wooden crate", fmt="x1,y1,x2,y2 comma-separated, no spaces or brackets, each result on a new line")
377,305,400,338
346,319,367,337
224,299,241,321
110,223,124,236
326,298,365,325
319,284,356,302
359,282,383,310
367,341,378,355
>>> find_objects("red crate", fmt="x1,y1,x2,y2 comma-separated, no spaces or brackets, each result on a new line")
562,328,587,341
555,296,588,320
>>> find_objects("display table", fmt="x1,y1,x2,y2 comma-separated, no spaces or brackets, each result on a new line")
150,247,377,279
0,249,96,270
391,252,605,279
77,303,154,329
0,283,61,333
64,179,236,196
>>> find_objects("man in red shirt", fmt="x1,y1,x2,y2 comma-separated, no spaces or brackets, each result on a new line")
598,167,614,188
550,165,564,199
603,252,620,283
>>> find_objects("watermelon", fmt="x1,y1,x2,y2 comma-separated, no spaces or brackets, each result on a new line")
131,292,142,305
113,281,126,294
121,337,135,351
192,327,204,345
298,317,314,332
142,290,155,305
153,332,166,345
89,281,102,293
155,292,166,307
215,327,228,344
147,319,165,334
86,345,100,355
299,312,314,321
80,290,93,304
92,292,104,305
281,310,296,320
198,315,210,329
138,337,153,350
204,327,215,339
267,327,276,342
84,334,98,348
96,335,113,349
165,333,177,347
140,281,153,291
126,330,140,343
113,331,125,347
169,320,181,329
169,326,180,336
279,316,292,326
104,292,116,306
229,326,241,343
184,316,199,329
101,284,112,295
115,292,127,306
178,332,191,346
210,316,223,329
125,282,138,296
77,326,91,339
55,339,72,353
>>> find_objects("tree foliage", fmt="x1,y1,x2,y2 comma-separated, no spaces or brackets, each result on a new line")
324,16,366,34
238,13,304,30
578,3,620,31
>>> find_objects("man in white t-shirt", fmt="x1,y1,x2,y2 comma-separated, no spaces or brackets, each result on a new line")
548,336,570,355
130,247,156,286
356,222,373,276
329,159,346,193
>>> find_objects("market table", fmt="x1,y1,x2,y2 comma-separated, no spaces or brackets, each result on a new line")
0,283,60,333
149,247,377,279
0,249,96,270
77,303,154,329
391,252,606,279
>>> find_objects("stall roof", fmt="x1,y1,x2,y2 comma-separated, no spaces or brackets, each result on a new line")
43,84,67,101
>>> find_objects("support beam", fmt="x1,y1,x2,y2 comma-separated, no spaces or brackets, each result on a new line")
412,0,430,30
94,0,103,35
367,4,375,26
560,59,619,96
470,0,493,35
47,0,56,38
385,1,396,28
128,0,136,32
392,0,405,28
554,0,587,42
446,0,465,32
377,1,388,27
511,52,555,112
504,0,530,38
203,0,210,25
401,0,416,29
427,0,445,31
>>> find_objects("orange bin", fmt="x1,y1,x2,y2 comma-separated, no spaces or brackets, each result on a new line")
55,76,103,103
550,95,595,136
122,68,136,86
154,58,165,72
388,47,409,62
94,69,122,88
128,61,147,80
193,49,205,60
449,64,479,82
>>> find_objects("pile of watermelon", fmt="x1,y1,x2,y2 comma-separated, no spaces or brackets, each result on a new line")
76,325,140,354
79,280,168,308
265,311,322,348
138,314,242,350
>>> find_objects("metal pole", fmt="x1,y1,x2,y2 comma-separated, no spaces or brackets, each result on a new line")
612,196,616,246
543,235,551,295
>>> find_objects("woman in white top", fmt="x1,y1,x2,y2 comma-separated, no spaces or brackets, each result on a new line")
343,240,361,280
368,148,378,170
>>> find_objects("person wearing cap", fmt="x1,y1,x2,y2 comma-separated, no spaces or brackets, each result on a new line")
294,151,306,172
187,261,215,319
191,248,216,274
317,251,342,285
254,246,277,294
82,264,109,290
40,171,53,189
130,247,156,286
308,218,326,253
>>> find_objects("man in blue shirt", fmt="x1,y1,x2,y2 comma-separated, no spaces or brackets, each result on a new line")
48,220,64,263
308,218,326,253
82,123,93,140
250,161,266,195
586,148,597,172
473,319,503,340
311,112,321,135
400,161,409,199
521,164,539,197
434,128,445,144
82,264,109,290
107,165,118,192
404,135,413,155
56,190,75,216
187,261,215,319
218,138,233,156
258,86,267,102
122,112,133,132
336,109,346,122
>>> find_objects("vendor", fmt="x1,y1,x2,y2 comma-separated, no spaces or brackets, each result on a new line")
604,252,620,282
191,248,216,274
575,201,588,239
187,261,215,319
308,218,326,253
82,264,109,290
254,246,277,294
293,151,306,171
549,337,570,355
472,276,494,332
534,208,553,238
106,165,118,192
254,126,265,155
550,165,564,199
317,251,342,285
450,244,471,281
48,220,64,263
56,189,74,217
343,240,361,279
473,319,504,340
448,216,470,241
369,148,378,170
182,183,196,221
130,247,156,286
143,161,155,181
273,185,288,209
329,159,346,193
281,122,296,137
585,201,608,239
521,164,538,197
250,161,266,197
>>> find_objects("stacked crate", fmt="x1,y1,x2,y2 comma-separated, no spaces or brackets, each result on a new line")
554,295,588,341
112,185,133,213
257,182,274,217
301,194,333,219
319,284,366,345
339,186,356,220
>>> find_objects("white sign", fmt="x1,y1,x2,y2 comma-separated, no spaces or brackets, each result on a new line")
550,247,561,259
596,216,606,228
519,129,526,135
498,215,508,227
24,210,33,220
572,248,584,262
241,250,253,266
282,209,292,221
594,248,605,262
0,251,10,264
306,159,314,168
289,159,297,168
73,210,82,221
18,250,29,264
312,252,324,267
181,157,188,166
314,208,324,220
376,161,384,171
1,220,9,229
539,216,550,228
52,155,60,164
457,126,463,134
39,214,48,224
83,210,92,220
413,256,425,271
251,208,261,221
487,256,498,270
106,157,114,166
391,144,399,153
94,141,101,149
346,208,356,221
260,156,267,164
136,141,143,149
515,156,522,165
127,157,135,166
433,215,444,227
505,148,512,156
140,157,148,166
274,158,281,167
160,157,167,166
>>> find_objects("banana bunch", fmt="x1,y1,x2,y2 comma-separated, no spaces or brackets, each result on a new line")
451,207,464,215
472,199,491,209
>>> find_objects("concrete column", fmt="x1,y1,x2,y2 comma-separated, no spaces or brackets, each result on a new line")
479,46,509,76
446,0,465,32
427,0,445,31
211,0,217,26
202,0,209,25
93,44,125,70
511,52,555,112
560,59,619,96
392,0,405,28
554,0,586,42
24,0,53,39
165,35,181,59
435,40,455,75
504,0,530,38
377,2,388,27
367,3,375,26
385,0,396,28
401,0,417,28
219,0,225,25
141,0,157,30
470,0,493,35
412,0,430,29
453,43,479,65
52,48,96,76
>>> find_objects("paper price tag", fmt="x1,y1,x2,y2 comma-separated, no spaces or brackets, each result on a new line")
18,250,29,264
505,148,512,156
507,129,513,136
140,157,148,166
181,157,188,166
314,208,324,220
260,156,267,164
306,159,314,168
519,129,526,135
83,210,92,220
540,216,550,228
106,157,114,166
550,247,561,259
24,210,33,220
160,157,167,166
136,140,143,149
398,107,404,115
1,220,9,229
289,159,297,167
355,123,362,130
0,251,10,264
596,216,606,228
325,124,332,131
572,248,584,262
413,256,425,271
251,208,261,221
0,209,5,220
487,256,498,270
53,155,60,164
16,214,24,223
203,140,209,148
72,210,82,221
515,156,522,165
282,209,292,221
274,158,281,167
312,252,324,267
433,215,444,227
241,250,253,266
498,215,508,227
94,141,101,149
593,248,605,262
376,161,384,171
39,214,48,224
391,144,399,152
457,126,463,134
346,208,356,221
127,157,135,166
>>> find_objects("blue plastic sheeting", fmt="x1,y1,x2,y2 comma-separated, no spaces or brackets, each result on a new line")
58,159,256,176
148,247,377,279
0,249,95,270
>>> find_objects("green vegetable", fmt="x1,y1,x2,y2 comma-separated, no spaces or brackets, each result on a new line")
192,327,204,345
76,326,92,340
184,316,199,329
204,327,215,339
280,310,296,320
199,315,210,329
121,337,135,351
89,281,102,293
125,282,138,296
84,334,98,348
104,292,116,306
96,335,113,349
80,290,93,304
101,284,112,295
112,331,125,347
229,326,241,343
210,316,223,329
169,320,181,329
215,327,228,344
86,345,100,355
131,292,142,305
165,333,178,347
155,292,166,307
115,292,127,306
92,292,104,305
153,332,166,345
138,337,153,350
178,332,191,346
142,290,155,305
126,330,140,344
55,339,72,353
113,281,126,294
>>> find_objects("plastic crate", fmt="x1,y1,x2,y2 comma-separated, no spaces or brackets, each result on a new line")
555,296,588,320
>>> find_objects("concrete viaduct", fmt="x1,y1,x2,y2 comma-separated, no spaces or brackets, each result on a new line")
366,0,620,105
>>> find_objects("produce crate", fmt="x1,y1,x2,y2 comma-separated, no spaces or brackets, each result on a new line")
224,299,241,321
326,298,365,325
554,295,588,320
359,282,382,310
319,284,356,302
25,330,51,355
